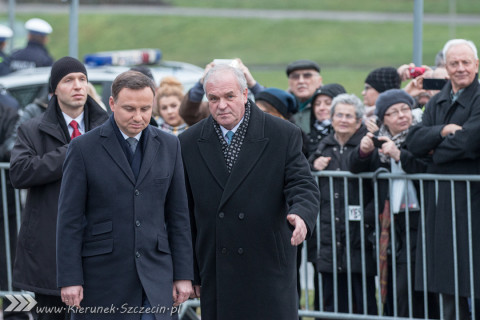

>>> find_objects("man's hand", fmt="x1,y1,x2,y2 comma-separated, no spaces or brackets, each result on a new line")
287,214,307,246
441,124,462,137
190,285,201,299
61,285,83,308
173,280,193,306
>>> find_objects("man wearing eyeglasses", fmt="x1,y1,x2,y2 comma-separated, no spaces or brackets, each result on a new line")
286,60,323,133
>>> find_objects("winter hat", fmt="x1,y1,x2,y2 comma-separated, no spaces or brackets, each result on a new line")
375,89,415,121
365,67,401,93
286,60,320,77
255,88,297,118
311,83,346,102
49,56,88,93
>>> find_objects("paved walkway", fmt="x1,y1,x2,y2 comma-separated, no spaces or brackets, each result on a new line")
2,3,480,25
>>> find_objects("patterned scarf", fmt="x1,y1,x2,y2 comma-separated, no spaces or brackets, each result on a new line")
213,101,251,173
313,119,331,135
159,122,188,136
377,124,409,163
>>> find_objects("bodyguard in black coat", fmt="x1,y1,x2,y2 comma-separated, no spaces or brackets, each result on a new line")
406,39,480,319
9,57,108,319
179,65,319,320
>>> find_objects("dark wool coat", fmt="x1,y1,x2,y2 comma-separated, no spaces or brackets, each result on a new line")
56,120,193,320
9,95,108,295
406,76,480,297
179,103,319,320
308,125,376,275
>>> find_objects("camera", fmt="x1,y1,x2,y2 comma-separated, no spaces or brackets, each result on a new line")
371,136,386,148
409,67,426,78
422,78,447,90
213,59,240,69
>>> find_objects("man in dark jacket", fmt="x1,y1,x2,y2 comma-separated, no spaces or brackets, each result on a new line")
179,64,319,320
10,18,54,72
406,39,480,320
9,56,108,320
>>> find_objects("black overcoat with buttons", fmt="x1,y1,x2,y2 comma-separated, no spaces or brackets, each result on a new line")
179,103,319,320
308,125,377,275
56,119,193,320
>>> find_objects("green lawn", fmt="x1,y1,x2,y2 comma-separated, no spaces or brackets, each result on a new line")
169,0,480,14
2,9,480,95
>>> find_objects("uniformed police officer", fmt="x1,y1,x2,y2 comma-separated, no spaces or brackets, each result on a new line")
10,18,54,72
0,25,13,76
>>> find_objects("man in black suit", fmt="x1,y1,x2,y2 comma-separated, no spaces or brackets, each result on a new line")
57,70,193,320
179,64,319,320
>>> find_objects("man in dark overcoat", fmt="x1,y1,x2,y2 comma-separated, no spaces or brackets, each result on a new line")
9,57,108,319
57,70,193,320
179,64,319,320
406,38,480,320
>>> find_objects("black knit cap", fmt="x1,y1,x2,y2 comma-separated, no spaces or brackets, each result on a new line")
286,59,320,76
311,83,346,102
375,89,415,121
365,67,401,93
49,56,88,93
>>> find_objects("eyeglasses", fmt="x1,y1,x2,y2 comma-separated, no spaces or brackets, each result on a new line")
384,105,411,118
289,72,315,80
333,113,356,120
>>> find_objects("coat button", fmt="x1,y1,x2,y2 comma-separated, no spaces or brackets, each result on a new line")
134,189,140,196
238,248,244,255
221,247,227,254
335,217,340,222
135,251,141,258
219,212,224,218
135,220,141,227
336,242,342,247
338,266,343,272
238,213,245,220
334,193,339,199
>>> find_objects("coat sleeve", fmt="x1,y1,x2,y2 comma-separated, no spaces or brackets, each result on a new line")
9,122,67,189
431,97,480,164
0,105,18,161
179,89,210,126
349,146,375,173
283,126,320,237
56,139,88,288
400,147,427,173
405,100,445,157
165,139,194,281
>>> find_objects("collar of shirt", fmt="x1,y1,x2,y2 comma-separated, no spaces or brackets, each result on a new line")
62,111,85,136
220,117,244,139
119,130,142,142
450,88,465,104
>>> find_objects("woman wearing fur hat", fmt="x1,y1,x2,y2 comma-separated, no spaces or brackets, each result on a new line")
349,89,438,318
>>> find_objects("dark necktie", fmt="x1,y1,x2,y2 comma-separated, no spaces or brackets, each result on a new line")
70,120,81,139
127,137,138,154
225,130,234,145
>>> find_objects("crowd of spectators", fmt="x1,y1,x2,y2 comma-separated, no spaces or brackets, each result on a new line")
0,16,478,320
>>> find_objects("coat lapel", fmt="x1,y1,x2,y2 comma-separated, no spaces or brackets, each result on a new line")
219,104,269,209
136,126,160,186
197,117,230,189
100,121,136,185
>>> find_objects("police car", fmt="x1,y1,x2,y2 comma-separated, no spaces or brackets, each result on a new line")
0,49,204,109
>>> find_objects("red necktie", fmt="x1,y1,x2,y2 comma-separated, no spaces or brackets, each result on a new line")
70,120,81,139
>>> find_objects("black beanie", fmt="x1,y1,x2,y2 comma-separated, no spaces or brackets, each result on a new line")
375,89,415,121
365,67,401,93
50,56,88,93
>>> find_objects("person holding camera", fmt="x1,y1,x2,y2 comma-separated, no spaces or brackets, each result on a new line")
349,89,438,318
308,94,377,316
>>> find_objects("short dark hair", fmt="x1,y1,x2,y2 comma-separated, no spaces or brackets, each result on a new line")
111,70,156,102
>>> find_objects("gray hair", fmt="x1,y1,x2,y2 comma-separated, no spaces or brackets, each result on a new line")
442,39,478,61
330,93,365,120
203,64,247,94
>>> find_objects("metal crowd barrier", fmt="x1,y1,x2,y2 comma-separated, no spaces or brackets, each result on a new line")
2,163,478,320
